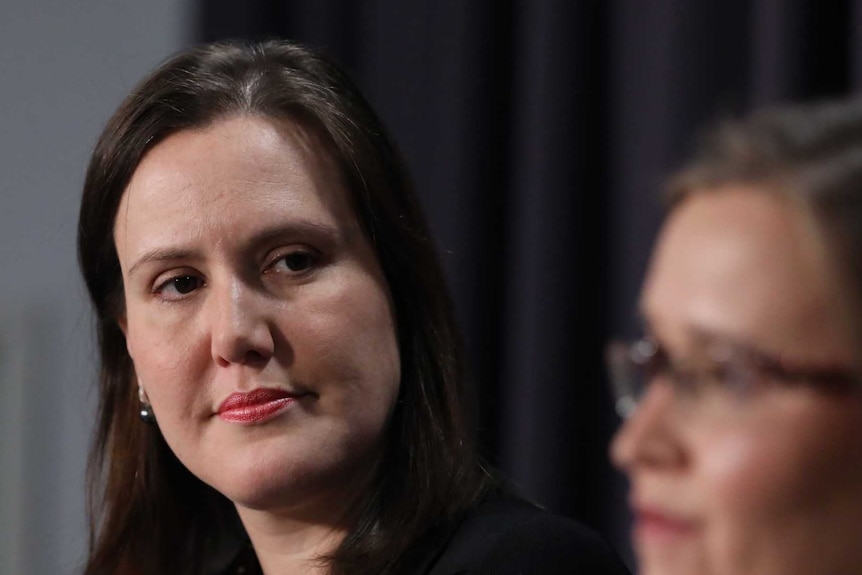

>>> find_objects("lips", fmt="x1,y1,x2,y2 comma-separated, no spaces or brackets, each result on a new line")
634,507,698,542
217,388,303,424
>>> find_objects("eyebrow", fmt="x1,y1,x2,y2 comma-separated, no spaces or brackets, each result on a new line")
127,247,200,278
126,219,345,277
637,310,751,354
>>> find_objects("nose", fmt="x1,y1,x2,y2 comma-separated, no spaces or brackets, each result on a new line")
208,277,276,367
610,381,686,472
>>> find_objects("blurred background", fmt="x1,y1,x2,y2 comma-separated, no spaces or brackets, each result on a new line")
1,1,859,573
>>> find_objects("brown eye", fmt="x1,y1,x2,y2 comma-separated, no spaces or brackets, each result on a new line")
172,275,201,294
283,252,313,272
268,250,318,275
153,272,205,301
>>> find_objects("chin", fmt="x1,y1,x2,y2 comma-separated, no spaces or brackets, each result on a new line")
638,549,704,575
210,449,378,514
220,464,328,509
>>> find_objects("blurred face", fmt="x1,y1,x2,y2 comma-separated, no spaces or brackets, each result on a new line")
611,187,862,575
114,115,401,517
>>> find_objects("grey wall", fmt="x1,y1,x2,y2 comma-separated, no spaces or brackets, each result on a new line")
0,2,190,573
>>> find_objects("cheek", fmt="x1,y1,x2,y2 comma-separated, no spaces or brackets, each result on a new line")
288,274,401,405
124,306,209,406
693,406,862,574
283,276,401,451
698,429,793,515
699,409,861,515
688,428,806,574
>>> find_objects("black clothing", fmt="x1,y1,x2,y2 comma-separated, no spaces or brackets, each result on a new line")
406,492,630,574
222,492,629,574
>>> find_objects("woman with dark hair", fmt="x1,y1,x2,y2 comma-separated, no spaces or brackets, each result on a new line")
78,40,627,575
608,99,862,575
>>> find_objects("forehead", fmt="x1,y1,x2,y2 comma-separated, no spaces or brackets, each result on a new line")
641,186,856,363
126,114,343,209
113,115,353,256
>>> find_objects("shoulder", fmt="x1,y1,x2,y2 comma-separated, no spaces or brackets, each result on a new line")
426,493,630,575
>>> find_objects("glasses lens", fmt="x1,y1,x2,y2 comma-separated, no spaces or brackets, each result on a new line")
606,340,645,418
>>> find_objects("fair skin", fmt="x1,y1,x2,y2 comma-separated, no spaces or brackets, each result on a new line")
113,115,401,574
612,187,862,575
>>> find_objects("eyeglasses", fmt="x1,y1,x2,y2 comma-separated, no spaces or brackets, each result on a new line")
605,337,862,420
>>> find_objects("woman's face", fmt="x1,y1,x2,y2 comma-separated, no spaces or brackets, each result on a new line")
612,187,862,575
114,116,401,517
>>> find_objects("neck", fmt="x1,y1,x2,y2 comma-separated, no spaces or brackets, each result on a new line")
235,461,379,575
237,503,349,575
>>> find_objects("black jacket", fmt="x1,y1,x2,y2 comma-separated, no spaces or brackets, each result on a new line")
405,492,631,574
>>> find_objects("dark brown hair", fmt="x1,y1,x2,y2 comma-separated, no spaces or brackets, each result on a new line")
666,99,862,328
78,39,490,575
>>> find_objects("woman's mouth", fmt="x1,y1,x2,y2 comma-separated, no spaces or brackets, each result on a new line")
217,388,304,424
633,506,700,545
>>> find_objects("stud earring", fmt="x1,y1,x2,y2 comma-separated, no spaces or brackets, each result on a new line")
138,384,156,424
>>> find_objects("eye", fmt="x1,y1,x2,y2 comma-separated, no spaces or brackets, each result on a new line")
266,249,318,275
171,275,202,294
283,252,313,271
698,363,735,392
154,274,204,300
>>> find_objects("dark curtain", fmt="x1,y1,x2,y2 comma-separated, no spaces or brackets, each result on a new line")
196,0,860,566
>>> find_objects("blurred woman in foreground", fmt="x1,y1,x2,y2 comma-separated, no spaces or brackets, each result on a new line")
608,99,862,575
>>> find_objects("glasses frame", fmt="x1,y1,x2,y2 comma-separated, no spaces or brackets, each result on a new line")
605,336,862,419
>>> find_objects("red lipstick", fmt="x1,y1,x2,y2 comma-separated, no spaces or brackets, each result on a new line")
218,388,300,424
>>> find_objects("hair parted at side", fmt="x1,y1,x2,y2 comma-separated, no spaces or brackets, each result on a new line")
666,98,862,332
78,39,490,575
